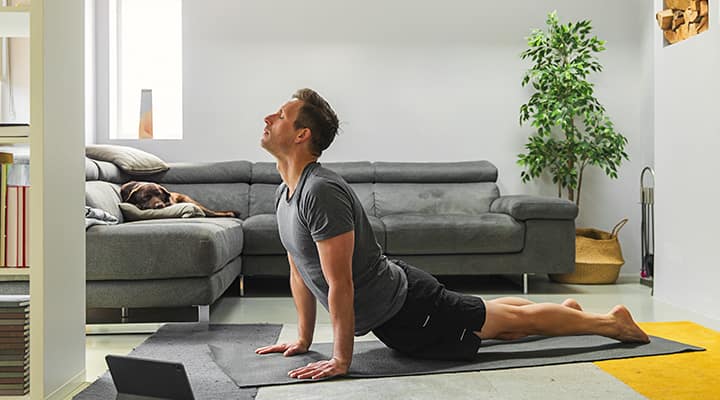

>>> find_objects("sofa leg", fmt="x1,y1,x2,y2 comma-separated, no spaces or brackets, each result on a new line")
121,307,129,322
197,305,210,323
523,273,528,295
239,274,245,297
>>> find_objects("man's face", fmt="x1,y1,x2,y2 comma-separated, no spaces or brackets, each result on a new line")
261,99,304,156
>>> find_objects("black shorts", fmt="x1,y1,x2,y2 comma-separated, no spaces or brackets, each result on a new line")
372,260,486,361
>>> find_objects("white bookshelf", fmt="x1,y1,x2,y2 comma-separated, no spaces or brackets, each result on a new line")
1,1,86,399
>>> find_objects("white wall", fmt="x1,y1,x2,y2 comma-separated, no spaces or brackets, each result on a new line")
654,0,720,321
94,0,654,274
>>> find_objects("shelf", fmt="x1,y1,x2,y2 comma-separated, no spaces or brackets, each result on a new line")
0,6,30,12
0,267,30,277
0,137,30,145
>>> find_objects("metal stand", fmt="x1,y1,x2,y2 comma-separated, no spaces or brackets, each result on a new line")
640,167,655,294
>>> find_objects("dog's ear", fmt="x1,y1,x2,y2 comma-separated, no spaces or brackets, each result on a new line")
158,184,171,196
120,181,141,202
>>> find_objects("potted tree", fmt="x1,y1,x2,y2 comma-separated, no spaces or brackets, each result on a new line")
519,11,629,284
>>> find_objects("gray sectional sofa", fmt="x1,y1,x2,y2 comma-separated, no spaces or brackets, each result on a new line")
84,157,578,318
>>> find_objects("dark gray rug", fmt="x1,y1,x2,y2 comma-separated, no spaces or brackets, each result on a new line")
210,334,704,388
73,323,282,400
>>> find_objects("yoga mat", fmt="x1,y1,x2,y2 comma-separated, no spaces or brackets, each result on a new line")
596,321,720,400
210,333,703,388
74,323,282,400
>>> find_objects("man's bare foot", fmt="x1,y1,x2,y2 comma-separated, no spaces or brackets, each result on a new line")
562,298,583,311
609,305,650,343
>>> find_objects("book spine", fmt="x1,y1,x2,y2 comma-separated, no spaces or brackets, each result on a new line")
22,186,27,268
5,187,18,268
0,163,7,267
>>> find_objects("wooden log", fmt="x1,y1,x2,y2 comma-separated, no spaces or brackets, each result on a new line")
676,23,690,40
697,15,708,30
665,0,692,9
700,0,708,16
672,11,685,30
688,22,698,37
657,9,675,30
685,8,699,22
698,22,708,34
664,29,679,44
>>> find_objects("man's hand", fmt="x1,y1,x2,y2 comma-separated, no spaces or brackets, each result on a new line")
288,357,349,380
255,340,309,357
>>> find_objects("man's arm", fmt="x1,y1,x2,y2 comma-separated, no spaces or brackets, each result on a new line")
255,253,317,356
289,253,317,350
288,230,355,380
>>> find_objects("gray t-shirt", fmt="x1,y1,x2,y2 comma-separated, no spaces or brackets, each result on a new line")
276,162,408,335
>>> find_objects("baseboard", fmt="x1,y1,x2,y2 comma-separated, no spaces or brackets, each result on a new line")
85,322,165,335
45,369,86,400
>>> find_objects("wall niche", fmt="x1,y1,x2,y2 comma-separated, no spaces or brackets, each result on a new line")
656,0,709,45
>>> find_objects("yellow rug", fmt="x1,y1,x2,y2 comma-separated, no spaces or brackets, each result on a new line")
595,321,717,400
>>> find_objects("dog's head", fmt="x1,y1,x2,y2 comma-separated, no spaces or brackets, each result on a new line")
120,181,173,210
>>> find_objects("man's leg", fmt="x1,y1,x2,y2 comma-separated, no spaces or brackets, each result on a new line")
489,297,583,311
476,302,649,343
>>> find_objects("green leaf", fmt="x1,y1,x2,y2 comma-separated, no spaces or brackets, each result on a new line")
517,11,627,206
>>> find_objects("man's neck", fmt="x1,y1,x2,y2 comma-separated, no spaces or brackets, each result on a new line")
276,154,318,196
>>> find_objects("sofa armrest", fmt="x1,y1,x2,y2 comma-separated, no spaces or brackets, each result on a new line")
490,195,578,221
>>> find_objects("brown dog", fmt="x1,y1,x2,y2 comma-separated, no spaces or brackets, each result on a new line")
120,181,240,218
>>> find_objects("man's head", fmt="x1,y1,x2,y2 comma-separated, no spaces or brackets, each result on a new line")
261,88,339,158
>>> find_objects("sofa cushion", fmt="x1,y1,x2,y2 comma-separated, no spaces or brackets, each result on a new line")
119,202,205,221
374,183,499,217
85,181,123,223
161,182,250,219
242,214,386,255
249,184,280,216
86,144,169,175
86,218,243,280
242,214,284,255
349,183,374,215
381,213,524,255
85,158,100,181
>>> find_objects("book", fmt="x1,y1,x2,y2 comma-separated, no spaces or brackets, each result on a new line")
0,367,26,373
0,153,12,268
0,308,28,314
0,123,29,138
0,389,29,395
0,318,27,325
0,295,29,307
0,377,29,384
5,186,18,267
0,313,28,319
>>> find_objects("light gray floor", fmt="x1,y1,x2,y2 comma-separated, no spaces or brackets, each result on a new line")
81,275,720,399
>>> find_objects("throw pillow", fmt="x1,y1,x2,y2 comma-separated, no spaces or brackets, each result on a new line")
119,202,205,221
86,145,169,175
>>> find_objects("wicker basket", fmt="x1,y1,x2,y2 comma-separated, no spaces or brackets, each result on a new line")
550,219,628,284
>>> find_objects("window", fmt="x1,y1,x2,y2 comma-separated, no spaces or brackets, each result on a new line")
109,0,182,140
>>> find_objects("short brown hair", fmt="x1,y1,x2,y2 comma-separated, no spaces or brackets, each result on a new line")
292,88,339,157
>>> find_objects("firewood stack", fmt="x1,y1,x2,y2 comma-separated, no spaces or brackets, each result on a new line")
656,0,709,44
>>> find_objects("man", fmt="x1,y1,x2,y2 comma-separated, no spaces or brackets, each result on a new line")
255,88,649,380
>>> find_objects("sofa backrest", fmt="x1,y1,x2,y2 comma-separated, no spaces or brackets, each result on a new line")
154,161,252,219
85,158,499,219
372,161,499,217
